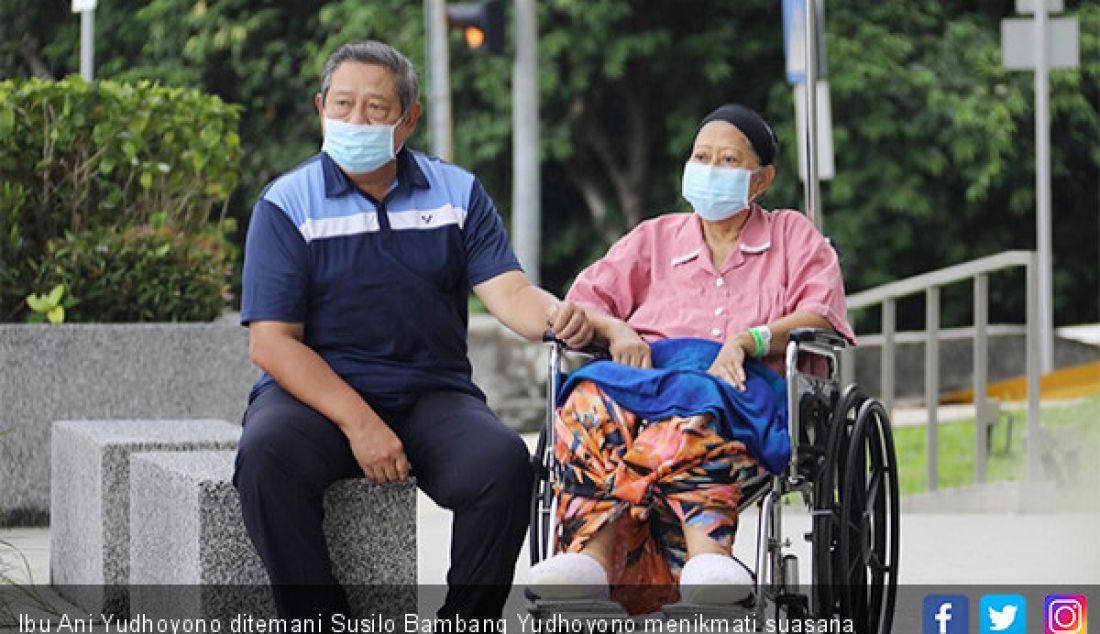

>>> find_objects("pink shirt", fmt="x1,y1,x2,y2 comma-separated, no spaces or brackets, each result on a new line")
566,205,856,374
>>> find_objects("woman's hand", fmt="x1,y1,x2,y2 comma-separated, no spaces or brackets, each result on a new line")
607,320,652,369
708,337,749,391
345,417,411,484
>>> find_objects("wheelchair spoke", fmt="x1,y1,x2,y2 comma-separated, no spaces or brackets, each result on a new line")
866,466,883,505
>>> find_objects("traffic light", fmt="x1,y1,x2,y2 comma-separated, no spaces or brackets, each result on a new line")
446,0,506,55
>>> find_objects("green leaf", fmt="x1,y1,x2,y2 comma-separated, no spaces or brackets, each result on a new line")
25,293,50,313
47,306,65,324
0,106,14,137
140,171,153,190
154,243,171,257
47,284,65,306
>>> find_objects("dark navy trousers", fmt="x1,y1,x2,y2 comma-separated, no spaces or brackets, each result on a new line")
233,383,533,621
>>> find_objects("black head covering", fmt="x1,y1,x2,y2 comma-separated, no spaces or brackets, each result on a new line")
697,104,778,166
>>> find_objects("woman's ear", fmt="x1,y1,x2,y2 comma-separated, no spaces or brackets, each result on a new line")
751,165,776,200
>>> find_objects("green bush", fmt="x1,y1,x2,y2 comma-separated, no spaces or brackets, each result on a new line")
0,76,242,321
34,226,232,323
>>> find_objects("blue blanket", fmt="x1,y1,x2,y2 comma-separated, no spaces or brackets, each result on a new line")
559,338,791,474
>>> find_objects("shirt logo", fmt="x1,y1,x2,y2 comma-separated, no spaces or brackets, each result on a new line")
924,595,969,634
981,594,1026,633
421,214,434,224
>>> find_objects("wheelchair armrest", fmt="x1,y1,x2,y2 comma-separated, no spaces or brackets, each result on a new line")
788,327,848,349
541,330,611,359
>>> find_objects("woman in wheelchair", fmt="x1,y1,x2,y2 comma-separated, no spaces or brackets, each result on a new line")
528,104,855,614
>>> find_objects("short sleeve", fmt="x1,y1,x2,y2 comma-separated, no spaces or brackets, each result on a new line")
565,225,651,320
240,198,309,326
782,213,856,344
464,178,522,286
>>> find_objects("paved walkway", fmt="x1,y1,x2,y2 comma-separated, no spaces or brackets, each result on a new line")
4,497,1097,588
3,432,1097,626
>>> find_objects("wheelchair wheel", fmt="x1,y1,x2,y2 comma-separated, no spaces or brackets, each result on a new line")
838,398,900,634
810,384,864,620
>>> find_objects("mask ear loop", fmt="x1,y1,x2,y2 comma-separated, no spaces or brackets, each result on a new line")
748,165,771,206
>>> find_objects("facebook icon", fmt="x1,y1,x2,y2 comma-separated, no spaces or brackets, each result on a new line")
924,595,970,634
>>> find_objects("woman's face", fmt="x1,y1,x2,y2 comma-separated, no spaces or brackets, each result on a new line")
689,121,775,202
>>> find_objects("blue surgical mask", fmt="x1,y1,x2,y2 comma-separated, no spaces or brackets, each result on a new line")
321,117,400,174
682,162,757,221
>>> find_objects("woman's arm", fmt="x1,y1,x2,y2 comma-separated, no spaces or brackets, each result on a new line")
584,310,652,368
248,321,409,483
709,310,832,390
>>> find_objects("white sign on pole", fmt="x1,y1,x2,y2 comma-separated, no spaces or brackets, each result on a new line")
1001,17,1079,70
1015,0,1064,14
794,80,835,182
71,0,96,12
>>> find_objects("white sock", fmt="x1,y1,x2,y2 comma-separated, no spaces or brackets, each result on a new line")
528,552,610,600
678,553,754,605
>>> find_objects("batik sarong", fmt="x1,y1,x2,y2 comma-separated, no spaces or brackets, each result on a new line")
552,380,761,614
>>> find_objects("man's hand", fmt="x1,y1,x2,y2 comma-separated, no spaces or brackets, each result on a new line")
345,418,411,484
607,321,652,368
547,301,595,349
708,338,748,391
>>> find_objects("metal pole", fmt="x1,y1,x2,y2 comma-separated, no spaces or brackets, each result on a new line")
1034,0,1054,373
881,298,896,417
925,287,940,492
973,273,989,483
425,0,453,161
802,0,820,230
79,9,94,82
513,0,541,284
1025,254,1042,482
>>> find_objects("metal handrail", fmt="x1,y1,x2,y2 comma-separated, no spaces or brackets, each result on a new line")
842,250,1041,490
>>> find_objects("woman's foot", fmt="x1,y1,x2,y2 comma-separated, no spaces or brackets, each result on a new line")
528,552,610,601
678,553,754,605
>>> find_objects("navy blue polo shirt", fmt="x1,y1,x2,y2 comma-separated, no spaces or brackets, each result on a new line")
240,149,522,412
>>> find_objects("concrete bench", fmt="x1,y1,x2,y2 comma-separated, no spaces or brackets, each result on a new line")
129,450,416,620
49,419,242,615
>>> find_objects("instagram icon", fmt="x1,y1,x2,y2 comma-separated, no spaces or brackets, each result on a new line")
1046,595,1088,634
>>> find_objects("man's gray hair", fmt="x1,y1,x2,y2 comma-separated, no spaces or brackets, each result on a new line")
320,40,419,113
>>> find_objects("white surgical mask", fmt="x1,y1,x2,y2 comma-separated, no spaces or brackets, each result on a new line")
682,162,758,221
321,117,400,174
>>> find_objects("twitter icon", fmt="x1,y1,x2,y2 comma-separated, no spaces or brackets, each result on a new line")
981,594,1027,634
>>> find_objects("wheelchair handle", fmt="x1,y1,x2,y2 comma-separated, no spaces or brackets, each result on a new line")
788,327,848,349
541,329,611,358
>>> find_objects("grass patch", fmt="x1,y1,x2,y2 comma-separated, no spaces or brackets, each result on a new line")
893,393,1100,497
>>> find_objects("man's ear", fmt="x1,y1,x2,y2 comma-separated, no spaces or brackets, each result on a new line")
401,102,422,133
315,93,325,130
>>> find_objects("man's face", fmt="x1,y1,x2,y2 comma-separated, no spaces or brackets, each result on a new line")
315,61,420,153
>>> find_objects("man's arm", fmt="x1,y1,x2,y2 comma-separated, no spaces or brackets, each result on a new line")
473,270,593,349
248,321,409,483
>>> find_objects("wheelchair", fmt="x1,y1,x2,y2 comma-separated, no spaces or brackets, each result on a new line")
528,328,900,633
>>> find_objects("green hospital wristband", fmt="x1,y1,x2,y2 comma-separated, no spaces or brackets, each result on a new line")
749,327,767,357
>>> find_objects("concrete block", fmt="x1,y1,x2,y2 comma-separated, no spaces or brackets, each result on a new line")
0,322,256,524
49,419,242,615
129,451,416,620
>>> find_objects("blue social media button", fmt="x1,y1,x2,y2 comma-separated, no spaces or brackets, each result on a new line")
925,595,970,634
981,594,1026,634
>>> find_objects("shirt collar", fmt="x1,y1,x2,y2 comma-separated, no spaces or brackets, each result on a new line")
321,147,430,199
737,203,772,253
671,204,772,272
